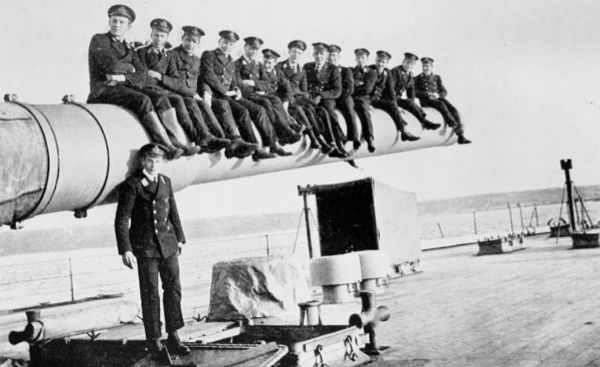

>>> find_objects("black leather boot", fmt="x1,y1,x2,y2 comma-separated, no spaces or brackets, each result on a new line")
166,331,190,355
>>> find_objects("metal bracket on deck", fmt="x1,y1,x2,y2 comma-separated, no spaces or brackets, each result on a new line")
86,329,102,341
62,95,76,104
74,209,88,218
344,335,359,361
313,344,329,367
4,93,18,102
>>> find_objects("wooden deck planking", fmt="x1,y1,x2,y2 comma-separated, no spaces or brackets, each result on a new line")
4,235,600,366
332,236,600,366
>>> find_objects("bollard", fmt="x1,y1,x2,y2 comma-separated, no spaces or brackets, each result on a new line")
9,310,45,344
348,290,390,355
360,278,378,292
298,300,323,326
322,283,356,303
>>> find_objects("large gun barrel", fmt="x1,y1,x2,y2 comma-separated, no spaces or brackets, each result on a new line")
0,99,456,226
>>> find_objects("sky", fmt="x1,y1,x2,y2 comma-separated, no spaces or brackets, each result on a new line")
1,0,599,229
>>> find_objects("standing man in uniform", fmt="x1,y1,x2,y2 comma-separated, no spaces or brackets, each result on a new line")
391,53,440,131
369,50,420,142
200,30,277,160
352,48,378,152
277,40,334,154
87,5,184,159
235,37,300,148
115,143,190,358
304,42,349,158
415,57,471,144
328,45,361,150
138,21,229,154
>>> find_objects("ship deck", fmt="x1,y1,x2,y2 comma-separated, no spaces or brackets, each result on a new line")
356,234,600,366
4,234,600,366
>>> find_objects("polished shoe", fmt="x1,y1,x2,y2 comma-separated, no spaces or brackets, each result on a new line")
187,144,202,155
225,139,257,159
352,139,362,150
252,149,277,161
234,141,259,158
347,159,358,168
320,143,333,154
338,146,351,157
309,141,322,150
271,144,292,156
400,131,420,142
365,138,375,153
328,148,347,158
148,338,172,364
166,148,185,160
199,136,231,153
422,120,441,130
174,141,201,156
280,131,302,145
166,332,191,356
316,137,333,154
457,135,472,144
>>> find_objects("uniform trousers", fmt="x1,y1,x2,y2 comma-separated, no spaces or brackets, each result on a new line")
335,96,359,142
287,104,314,132
87,84,168,143
87,84,154,119
178,96,227,142
397,98,427,123
294,96,328,136
353,96,374,141
420,98,464,135
196,99,227,138
371,99,408,132
210,97,251,141
143,88,195,141
235,98,276,148
137,253,184,340
319,99,346,147
247,95,295,140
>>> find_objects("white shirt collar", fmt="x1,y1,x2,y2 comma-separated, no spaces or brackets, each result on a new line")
143,169,157,182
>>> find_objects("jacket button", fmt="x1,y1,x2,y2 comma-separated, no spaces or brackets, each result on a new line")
155,229,158,234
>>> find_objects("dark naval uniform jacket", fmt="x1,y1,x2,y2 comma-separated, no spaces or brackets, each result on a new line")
414,73,448,100
136,45,184,91
369,65,397,102
262,68,293,101
391,65,416,100
234,56,267,96
200,48,239,98
303,62,342,100
163,46,210,98
115,171,185,259
137,45,171,83
88,32,148,97
352,66,377,97
276,60,309,98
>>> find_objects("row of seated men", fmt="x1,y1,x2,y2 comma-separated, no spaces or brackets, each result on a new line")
88,4,471,161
